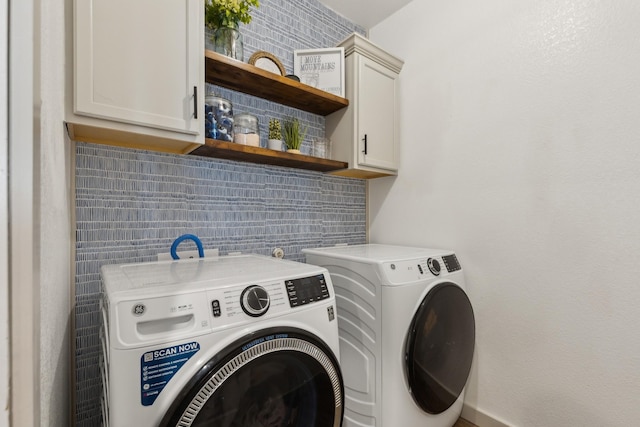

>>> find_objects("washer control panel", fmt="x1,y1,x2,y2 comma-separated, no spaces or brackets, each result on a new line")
204,272,332,327
105,255,334,347
285,274,330,308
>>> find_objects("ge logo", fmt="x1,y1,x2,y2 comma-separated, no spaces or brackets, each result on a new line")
132,304,146,316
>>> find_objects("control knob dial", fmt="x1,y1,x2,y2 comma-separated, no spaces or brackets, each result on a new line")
241,285,270,317
427,258,441,276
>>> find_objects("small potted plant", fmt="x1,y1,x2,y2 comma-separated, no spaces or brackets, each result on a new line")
282,117,307,154
268,118,282,150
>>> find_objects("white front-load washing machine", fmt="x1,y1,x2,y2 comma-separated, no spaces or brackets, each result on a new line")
99,254,344,427
303,244,475,427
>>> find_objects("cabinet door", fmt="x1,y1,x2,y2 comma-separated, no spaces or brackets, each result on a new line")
357,56,399,171
74,0,203,135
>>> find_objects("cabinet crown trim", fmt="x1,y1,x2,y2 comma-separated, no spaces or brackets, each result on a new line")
338,33,404,74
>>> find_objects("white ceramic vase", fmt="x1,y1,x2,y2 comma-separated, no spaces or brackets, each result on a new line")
268,139,282,151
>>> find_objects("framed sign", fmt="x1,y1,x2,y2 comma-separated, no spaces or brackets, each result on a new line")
293,47,345,97
248,51,285,76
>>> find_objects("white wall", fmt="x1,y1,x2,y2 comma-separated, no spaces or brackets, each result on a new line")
369,1,640,426
0,0,10,424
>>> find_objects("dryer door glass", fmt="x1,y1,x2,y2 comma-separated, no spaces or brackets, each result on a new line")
160,328,344,427
405,282,475,414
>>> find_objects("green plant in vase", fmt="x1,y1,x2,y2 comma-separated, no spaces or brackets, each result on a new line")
269,119,282,140
205,0,259,61
282,117,308,154
268,118,283,150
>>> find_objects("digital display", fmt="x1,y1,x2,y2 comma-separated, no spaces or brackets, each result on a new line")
442,254,461,272
286,274,330,307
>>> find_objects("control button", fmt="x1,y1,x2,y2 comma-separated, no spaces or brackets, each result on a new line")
240,285,270,317
327,306,335,321
132,303,146,316
211,300,221,317
427,258,441,276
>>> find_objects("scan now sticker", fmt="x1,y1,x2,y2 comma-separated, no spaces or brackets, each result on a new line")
140,342,200,406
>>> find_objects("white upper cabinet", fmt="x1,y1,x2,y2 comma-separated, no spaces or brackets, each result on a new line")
68,0,204,154
356,56,399,171
326,33,404,178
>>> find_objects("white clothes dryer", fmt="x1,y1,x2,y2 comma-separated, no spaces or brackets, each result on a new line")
303,244,475,427
99,254,344,427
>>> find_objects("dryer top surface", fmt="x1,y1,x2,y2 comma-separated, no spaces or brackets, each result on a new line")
101,254,326,297
303,243,451,263
304,244,464,286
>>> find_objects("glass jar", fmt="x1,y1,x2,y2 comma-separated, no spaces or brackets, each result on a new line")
233,113,260,147
213,24,243,61
312,137,332,159
205,95,233,142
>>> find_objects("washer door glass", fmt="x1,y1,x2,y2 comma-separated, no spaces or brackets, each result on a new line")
160,328,343,427
405,282,475,414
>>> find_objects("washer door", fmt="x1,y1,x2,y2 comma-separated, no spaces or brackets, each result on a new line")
405,282,475,414
159,327,344,427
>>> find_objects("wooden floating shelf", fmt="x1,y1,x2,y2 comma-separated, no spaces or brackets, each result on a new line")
190,139,349,173
205,50,349,116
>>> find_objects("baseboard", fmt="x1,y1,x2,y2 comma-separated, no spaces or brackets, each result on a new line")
461,403,512,427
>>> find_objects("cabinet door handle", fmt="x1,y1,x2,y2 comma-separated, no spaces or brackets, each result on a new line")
362,134,368,155
193,86,198,119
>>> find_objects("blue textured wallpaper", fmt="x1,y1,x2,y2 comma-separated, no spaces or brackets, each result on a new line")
74,0,367,424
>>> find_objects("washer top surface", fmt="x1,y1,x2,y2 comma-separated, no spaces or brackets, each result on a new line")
303,243,451,263
101,254,326,298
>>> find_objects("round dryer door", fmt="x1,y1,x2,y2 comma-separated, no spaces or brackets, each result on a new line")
159,327,344,427
405,282,475,414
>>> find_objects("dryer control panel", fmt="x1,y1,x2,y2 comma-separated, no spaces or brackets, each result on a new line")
416,254,461,276
383,253,462,284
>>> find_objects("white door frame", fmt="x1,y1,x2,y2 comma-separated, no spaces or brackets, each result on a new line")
8,0,41,425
